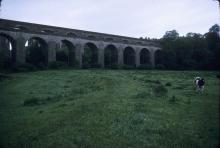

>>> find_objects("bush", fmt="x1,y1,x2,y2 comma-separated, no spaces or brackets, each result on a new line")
137,64,152,70
123,65,136,70
70,59,80,68
153,84,168,97
155,64,165,70
0,73,10,81
48,61,68,69
35,62,47,69
13,63,36,72
105,64,119,69
82,63,102,69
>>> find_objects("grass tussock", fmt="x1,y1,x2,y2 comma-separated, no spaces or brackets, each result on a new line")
153,84,168,97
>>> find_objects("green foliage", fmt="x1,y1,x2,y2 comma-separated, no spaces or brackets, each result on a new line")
137,64,152,70
122,65,136,69
104,46,118,68
48,61,68,69
13,63,36,72
160,24,220,70
0,48,12,70
155,64,165,69
26,41,48,68
163,30,179,40
105,63,119,69
0,73,10,81
82,44,99,68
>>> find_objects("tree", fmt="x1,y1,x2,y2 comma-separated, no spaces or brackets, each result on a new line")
204,24,220,69
163,30,179,40
205,24,220,50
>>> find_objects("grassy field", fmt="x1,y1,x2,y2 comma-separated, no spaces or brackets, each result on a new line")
0,70,219,148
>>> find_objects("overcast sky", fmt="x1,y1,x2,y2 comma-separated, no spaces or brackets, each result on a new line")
0,0,219,38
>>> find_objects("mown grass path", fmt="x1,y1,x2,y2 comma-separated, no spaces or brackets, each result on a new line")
0,70,219,148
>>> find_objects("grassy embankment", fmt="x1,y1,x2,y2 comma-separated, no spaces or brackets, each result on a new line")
0,70,219,148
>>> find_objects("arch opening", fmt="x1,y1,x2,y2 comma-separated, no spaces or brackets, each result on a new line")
56,40,76,66
104,45,118,68
124,47,135,67
25,37,48,67
155,50,163,66
82,42,99,68
140,48,150,65
0,33,16,69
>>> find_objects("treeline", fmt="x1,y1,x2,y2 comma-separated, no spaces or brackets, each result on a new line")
155,24,220,70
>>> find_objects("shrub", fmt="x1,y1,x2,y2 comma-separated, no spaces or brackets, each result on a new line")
153,84,168,97
123,65,136,70
13,63,36,72
0,73,10,81
155,64,165,70
105,64,119,69
48,61,68,69
138,64,152,70
35,62,47,69
70,59,80,68
91,63,102,68
82,63,101,69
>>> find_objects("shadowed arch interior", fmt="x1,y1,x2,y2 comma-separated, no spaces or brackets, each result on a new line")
104,45,118,68
82,42,99,68
56,40,76,66
124,47,135,66
155,50,162,65
140,48,150,65
25,37,48,67
0,33,16,69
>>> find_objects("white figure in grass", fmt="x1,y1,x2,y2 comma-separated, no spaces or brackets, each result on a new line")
194,77,205,92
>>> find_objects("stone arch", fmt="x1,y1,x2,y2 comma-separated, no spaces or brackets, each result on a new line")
82,42,99,68
104,44,118,68
155,50,162,65
123,46,135,66
140,48,150,65
25,37,48,67
56,40,76,66
0,33,16,68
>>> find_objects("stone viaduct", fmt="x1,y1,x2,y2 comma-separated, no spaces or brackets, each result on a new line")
0,19,161,68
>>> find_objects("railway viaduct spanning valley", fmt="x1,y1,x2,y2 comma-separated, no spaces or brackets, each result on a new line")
0,19,161,68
